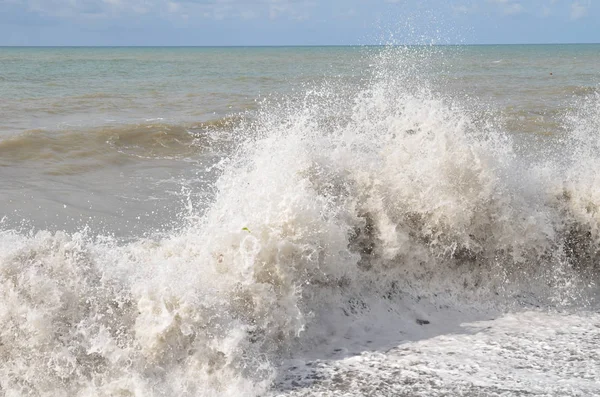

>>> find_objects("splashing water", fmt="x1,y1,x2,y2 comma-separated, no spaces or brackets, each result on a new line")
1,45,600,396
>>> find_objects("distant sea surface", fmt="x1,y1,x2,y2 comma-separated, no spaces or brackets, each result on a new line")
1,45,600,396
1,45,599,234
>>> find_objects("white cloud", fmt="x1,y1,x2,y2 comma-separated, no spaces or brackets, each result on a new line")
10,0,316,20
488,0,524,15
541,5,551,17
166,1,179,13
539,0,560,17
570,1,588,20
262,0,313,21
452,3,478,14
21,0,157,17
239,9,258,19
268,3,287,19
503,2,523,14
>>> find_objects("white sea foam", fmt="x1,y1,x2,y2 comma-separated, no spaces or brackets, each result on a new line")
1,46,599,396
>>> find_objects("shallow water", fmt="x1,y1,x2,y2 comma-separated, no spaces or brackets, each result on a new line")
1,44,600,396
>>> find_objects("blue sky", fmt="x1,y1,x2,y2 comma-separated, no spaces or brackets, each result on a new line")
1,0,598,46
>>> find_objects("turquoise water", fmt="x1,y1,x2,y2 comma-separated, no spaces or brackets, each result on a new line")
0,46,366,134
1,44,599,234
1,45,598,135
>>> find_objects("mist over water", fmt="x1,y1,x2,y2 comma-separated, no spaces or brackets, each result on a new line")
1,44,600,396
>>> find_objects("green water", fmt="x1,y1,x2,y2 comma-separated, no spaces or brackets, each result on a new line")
0,44,599,234
1,45,598,135
1,45,600,397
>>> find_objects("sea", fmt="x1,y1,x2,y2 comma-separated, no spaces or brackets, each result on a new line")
1,44,600,396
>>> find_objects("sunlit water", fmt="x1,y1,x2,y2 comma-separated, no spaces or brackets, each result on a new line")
1,45,600,396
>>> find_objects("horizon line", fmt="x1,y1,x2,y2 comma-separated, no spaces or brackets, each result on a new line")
1,42,599,48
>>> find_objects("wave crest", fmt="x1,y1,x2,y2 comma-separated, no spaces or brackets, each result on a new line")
1,47,600,396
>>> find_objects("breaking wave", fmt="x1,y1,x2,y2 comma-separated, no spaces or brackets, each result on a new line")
0,117,240,172
1,46,599,396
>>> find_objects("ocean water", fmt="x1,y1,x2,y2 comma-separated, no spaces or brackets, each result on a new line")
1,44,600,396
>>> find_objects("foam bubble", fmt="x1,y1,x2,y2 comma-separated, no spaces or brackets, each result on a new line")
1,46,599,396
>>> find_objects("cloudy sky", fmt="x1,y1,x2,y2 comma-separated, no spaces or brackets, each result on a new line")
1,0,598,46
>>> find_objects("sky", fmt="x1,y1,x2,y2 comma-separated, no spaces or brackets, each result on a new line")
0,0,598,46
